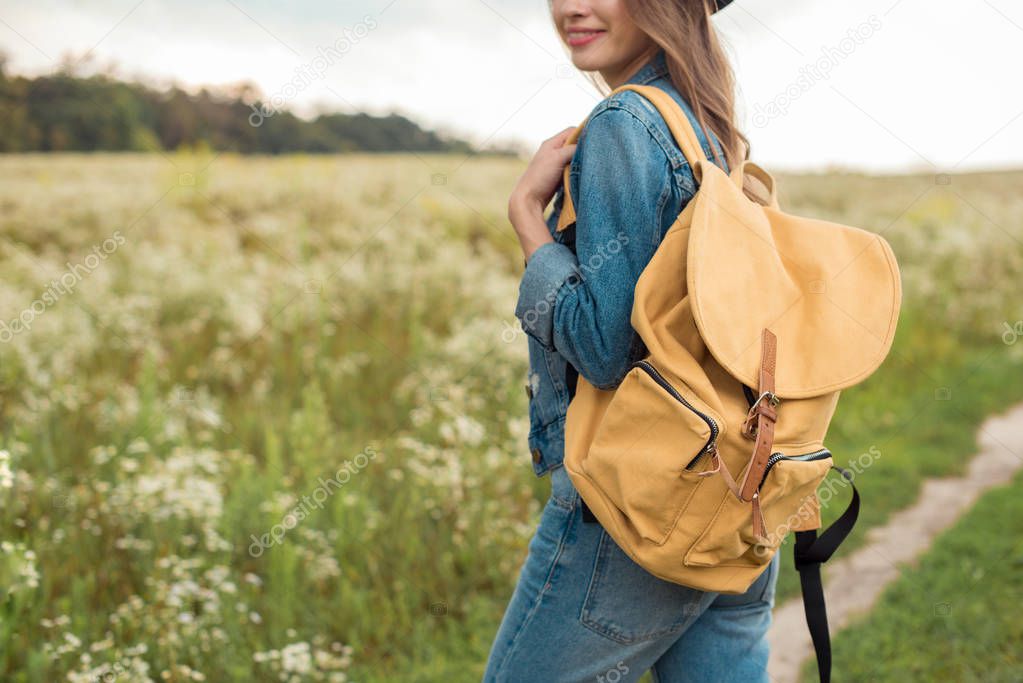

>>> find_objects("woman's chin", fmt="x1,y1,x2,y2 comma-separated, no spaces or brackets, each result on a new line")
569,52,606,73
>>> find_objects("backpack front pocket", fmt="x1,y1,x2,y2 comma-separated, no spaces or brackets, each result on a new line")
684,448,833,567
581,359,722,546
753,449,833,546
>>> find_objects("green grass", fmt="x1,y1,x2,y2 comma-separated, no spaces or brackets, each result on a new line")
799,467,1023,682
1,155,1022,681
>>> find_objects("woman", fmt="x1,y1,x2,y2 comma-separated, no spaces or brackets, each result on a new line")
484,1,780,681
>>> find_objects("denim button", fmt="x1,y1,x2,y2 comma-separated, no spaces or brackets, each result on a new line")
531,447,543,464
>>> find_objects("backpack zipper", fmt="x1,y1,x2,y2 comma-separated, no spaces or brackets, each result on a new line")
630,360,719,470
758,448,832,490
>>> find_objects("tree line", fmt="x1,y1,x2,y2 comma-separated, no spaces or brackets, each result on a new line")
0,57,495,155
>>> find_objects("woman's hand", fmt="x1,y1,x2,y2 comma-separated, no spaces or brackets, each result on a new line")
510,127,578,215
509,127,578,261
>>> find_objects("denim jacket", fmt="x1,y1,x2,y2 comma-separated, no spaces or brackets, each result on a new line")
514,48,730,477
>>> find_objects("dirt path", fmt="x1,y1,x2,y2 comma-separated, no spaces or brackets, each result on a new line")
767,401,1023,682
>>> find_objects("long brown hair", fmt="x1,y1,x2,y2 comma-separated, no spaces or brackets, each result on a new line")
557,0,749,175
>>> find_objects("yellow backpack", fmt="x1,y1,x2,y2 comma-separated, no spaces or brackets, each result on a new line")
559,84,902,682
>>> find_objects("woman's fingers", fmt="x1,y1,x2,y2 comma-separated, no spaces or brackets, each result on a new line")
545,127,577,148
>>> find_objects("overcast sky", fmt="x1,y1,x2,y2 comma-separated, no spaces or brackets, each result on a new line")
1,0,1020,173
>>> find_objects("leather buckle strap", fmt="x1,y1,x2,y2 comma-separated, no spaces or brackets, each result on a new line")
699,449,769,543
742,390,779,438
737,328,778,503
698,329,778,546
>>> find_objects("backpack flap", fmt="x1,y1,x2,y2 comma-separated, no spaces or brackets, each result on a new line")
686,162,902,398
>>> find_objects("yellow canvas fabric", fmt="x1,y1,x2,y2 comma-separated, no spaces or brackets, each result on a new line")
561,84,902,594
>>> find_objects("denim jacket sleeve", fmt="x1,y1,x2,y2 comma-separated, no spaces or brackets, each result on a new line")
514,100,695,390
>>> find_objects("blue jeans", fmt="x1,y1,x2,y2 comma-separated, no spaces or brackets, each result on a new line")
483,464,780,683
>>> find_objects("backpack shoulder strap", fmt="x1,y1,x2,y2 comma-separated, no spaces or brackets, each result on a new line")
555,83,712,232
615,84,710,172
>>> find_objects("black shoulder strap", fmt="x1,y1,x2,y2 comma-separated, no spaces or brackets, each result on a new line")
794,465,860,683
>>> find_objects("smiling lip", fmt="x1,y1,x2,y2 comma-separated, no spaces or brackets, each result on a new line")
566,29,605,47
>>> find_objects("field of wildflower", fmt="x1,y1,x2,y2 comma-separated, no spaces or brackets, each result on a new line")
1,152,1021,682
